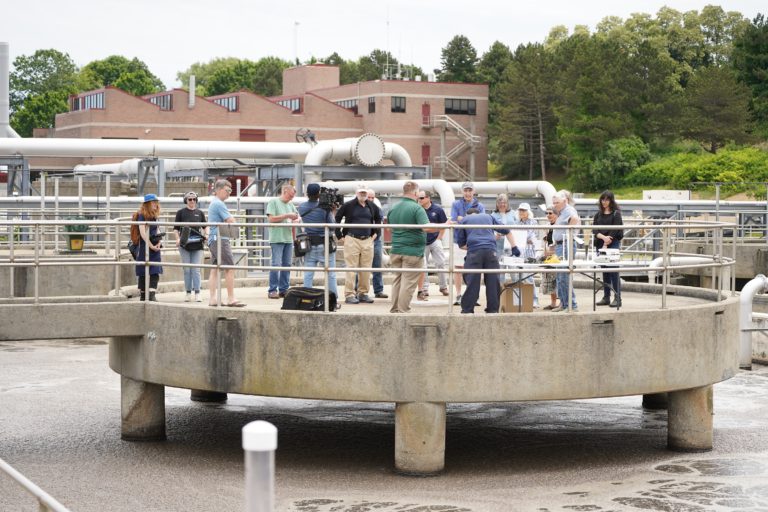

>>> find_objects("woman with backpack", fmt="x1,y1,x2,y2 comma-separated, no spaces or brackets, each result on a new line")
593,190,624,308
173,191,208,302
133,194,164,301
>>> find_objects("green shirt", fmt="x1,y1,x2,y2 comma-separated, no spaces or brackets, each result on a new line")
266,197,298,244
388,197,429,256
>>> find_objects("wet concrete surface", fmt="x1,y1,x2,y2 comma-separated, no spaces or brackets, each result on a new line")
1,339,767,512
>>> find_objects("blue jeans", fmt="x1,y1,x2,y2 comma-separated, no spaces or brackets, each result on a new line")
601,239,621,299
461,249,501,313
555,242,578,309
303,244,338,297
179,247,203,293
269,243,292,293
372,236,384,294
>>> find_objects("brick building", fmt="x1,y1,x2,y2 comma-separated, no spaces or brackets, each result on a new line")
46,64,489,180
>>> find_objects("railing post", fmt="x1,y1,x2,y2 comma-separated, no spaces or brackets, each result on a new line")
34,223,40,304
447,223,455,311
242,421,277,512
661,224,668,309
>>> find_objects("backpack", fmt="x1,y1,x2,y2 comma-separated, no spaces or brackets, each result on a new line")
127,212,141,260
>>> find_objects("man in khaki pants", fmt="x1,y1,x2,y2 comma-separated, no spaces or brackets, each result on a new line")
335,187,382,304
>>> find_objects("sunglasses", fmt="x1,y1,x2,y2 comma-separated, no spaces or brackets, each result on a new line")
186,198,197,202
546,211,554,215
418,196,426,200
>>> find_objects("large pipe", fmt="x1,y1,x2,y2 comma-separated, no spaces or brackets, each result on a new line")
1,41,20,138
319,179,455,209
305,133,386,167
448,181,557,206
74,158,249,175
647,256,717,283
383,142,412,167
0,137,311,160
740,274,768,370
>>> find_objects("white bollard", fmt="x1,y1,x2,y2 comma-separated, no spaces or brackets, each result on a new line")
242,420,277,512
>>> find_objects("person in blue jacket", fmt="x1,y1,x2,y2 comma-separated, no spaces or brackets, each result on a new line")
449,181,485,305
455,208,510,314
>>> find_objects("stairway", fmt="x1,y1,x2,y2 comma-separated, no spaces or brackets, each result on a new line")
426,114,481,181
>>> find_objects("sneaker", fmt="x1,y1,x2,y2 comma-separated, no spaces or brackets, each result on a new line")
417,291,428,301
596,297,611,306
439,287,449,296
453,294,462,306
358,294,374,304
195,293,202,303
375,292,389,299
185,293,192,302
279,291,287,298
345,296,360,304
609,297,622,308
268,291,280,299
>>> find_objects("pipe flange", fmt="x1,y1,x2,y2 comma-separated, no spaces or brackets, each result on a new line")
353,133,385,167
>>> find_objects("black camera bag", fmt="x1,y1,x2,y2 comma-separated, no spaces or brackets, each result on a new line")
281,287,337,312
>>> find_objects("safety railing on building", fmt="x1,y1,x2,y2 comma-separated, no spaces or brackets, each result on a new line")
0,218,737,312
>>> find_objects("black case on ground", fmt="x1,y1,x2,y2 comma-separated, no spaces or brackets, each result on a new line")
280,287,337,312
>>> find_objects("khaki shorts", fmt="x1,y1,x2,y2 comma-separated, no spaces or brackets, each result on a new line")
209,238,235,266
451,244,467,266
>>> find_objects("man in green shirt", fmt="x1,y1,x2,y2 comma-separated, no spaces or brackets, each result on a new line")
266,183,299,298
387,181,442,313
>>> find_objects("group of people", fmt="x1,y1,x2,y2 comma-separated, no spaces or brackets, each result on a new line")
133,179,243,306
133,179,623,312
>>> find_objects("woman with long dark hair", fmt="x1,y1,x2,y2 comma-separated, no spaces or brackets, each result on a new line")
593,190,623,308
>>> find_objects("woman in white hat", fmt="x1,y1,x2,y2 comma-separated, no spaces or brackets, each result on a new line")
513,202,540,307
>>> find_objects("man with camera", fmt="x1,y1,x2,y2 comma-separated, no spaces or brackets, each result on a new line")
298,183,340,307
335,187,382,304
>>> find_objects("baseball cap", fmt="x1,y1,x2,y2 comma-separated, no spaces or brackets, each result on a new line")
356,186,368,193
183,191,198,200
462,181,474,190
306,183,321,196
143,193,158,202
518,202,532,212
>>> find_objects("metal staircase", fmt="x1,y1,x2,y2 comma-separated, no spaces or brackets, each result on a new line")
426,115,481,181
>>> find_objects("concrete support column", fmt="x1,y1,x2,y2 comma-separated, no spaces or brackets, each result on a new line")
121,376,166,441
667,385,713,452
190,389,228,403
642,392,668,410
395,401,446,475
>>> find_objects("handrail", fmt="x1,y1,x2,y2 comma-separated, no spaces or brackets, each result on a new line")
0,456,72,512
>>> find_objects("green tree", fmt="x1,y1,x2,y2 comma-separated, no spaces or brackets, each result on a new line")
732,13,768,130
477,41,513,126
80,55,164,93
437,35,478,82
683,66,752,153
206,60,257,96
252,57,292,96
9,49,79,113
10,90,70,137
112,70,160,96
176,57,243,96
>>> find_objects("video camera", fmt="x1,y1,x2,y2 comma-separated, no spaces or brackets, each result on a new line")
318,186,344,211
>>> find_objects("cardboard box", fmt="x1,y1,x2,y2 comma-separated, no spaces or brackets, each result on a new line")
500,282,533,313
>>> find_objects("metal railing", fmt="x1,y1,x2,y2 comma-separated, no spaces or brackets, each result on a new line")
0,217,737,311
0,457,71,512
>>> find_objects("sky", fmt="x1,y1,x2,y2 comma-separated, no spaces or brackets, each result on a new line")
3,0,765,90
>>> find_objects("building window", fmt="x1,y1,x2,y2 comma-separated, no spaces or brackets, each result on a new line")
368,97,376,114
70,92,105,112
445,98,476,115
212,95,239,112
391,96,406,113
335,99,358,114
148,94,173,111
276,97,302,113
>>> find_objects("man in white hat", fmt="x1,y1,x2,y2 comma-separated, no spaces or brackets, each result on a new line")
335,187,382,304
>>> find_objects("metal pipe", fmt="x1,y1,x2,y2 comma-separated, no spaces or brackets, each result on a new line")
0,456,71,512
446,180,558,206
740,274,768,370
0,42,20,138
242,420,277,512
318,179,455,211
383,142,413,167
